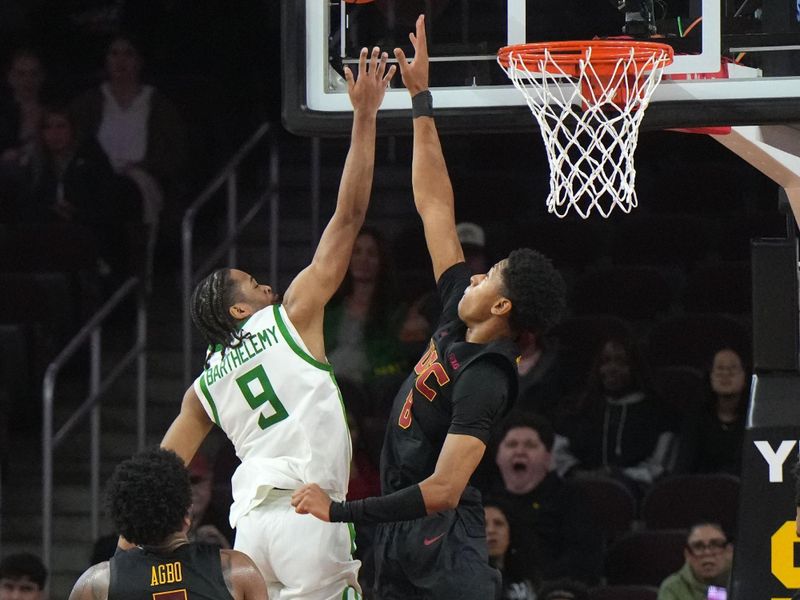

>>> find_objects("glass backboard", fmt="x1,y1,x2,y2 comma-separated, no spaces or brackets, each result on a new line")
282,0,800,135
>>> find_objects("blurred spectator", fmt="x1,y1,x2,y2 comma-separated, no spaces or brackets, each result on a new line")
537,579,589,600
338,376,382,597
0,552,47,600
484,498,536,600
0,48,45,166
188,452,234,548
18,103,136,277
675,348,749,475
515,330,567,426
490,412,603,586
657,523,732,600
71,32,189,226
558,334,678,494
0,47,46,221
324,226,408,388
456,221,489,274
346,417,381,502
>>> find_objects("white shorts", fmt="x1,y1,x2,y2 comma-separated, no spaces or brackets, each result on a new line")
234,490,361,600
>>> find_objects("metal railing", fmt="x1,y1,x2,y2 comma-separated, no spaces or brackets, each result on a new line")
182,122,280,386
42,276,148,573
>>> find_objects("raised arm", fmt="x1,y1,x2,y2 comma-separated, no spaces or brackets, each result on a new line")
282,47,396,327
394,15,464,282
161,385,214,465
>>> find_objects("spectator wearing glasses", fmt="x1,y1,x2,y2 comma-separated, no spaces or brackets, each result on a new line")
657,523,733,600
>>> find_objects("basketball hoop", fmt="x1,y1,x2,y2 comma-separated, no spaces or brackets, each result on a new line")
497,40,674,218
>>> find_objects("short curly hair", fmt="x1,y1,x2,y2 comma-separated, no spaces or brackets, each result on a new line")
500,248,566,335
105,448,192,546
0,553,47,588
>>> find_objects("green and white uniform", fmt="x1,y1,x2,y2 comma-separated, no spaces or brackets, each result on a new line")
193,303,359,600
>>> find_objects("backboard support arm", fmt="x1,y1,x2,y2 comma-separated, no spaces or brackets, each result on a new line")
711,125,800,229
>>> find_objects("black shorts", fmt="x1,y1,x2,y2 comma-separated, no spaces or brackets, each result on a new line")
372,495,501,600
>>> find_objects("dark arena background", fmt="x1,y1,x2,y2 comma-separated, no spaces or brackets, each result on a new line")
2,1,800,598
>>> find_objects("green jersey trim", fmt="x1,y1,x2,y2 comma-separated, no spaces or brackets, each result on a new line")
198,375,221,427
341,585,360,600
347,522,357,555
273,304,332,371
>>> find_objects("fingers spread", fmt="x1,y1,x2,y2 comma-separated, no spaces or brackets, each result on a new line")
376,51,388,79
418,21,428,58
358,46,368,77
343,66,354,90
394,48,410,81
368,46,380,74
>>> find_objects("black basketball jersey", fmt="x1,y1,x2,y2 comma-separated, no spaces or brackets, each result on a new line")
380,262,519,496
108,542,234,600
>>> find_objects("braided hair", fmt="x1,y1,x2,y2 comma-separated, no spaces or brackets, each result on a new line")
191,268,252,368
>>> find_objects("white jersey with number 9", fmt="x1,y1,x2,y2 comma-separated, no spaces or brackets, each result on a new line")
192,303,352,528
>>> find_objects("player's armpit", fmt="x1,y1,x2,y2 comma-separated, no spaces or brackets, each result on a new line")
418,433,486,512
160,385,213,465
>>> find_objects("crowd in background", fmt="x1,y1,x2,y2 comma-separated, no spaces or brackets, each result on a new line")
90,222,750,599
0,2,773,599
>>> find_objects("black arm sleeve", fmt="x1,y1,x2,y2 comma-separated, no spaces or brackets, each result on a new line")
436,262,471,326
329,484,427,524
449,358,512,444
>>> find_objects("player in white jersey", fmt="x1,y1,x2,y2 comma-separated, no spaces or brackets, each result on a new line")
160,47,396,600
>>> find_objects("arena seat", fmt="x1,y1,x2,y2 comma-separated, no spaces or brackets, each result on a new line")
0,223,98,273
570,266,673,320
604,529,687,586
610,215,714,268
570,475,637,545
588,584,659,600
514,218,608,271
683,261,752,315
641,474,740,534
646,314,750,370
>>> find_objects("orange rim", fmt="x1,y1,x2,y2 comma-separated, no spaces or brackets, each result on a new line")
497,40,675,77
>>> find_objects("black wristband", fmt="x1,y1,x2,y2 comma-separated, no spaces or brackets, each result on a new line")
329,484,427,524
411,90,433,119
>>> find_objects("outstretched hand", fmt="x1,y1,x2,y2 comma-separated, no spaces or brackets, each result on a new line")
345,46,396,115
394,14,429,96
291,483,333,522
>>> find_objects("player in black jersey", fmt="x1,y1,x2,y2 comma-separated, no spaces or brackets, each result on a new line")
292,15,567,600
68,448,266,600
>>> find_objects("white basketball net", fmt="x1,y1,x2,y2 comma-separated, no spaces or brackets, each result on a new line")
499,45,672,218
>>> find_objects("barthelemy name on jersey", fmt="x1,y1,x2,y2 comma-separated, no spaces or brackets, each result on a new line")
204,326,280,386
